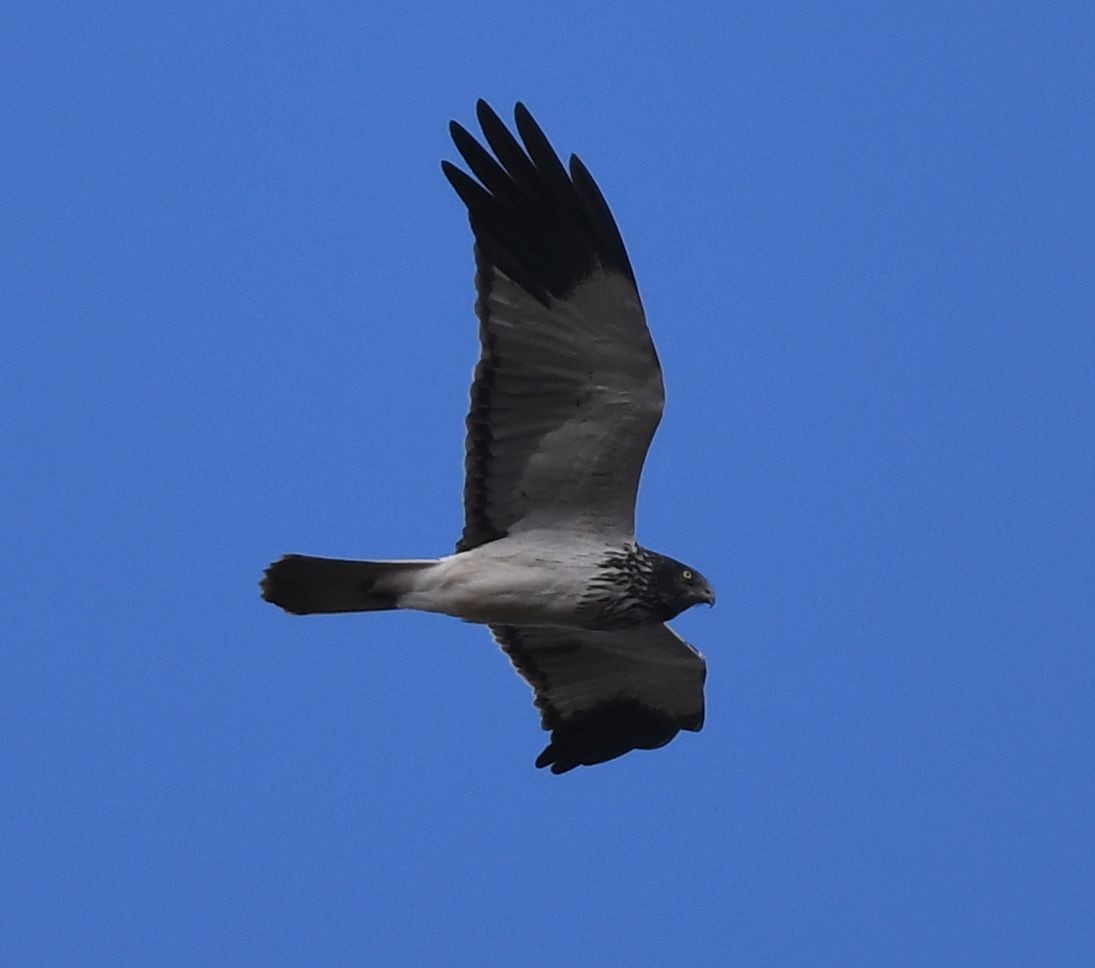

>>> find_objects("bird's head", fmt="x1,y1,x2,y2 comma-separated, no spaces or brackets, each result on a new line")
648,554,716,620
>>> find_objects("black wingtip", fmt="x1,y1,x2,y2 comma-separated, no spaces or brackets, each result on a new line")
530,702,686,774
443,99,637,303
477,98,502,127
534,745,577,775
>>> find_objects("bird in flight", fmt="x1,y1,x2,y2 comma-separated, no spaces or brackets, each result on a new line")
261,101,714,773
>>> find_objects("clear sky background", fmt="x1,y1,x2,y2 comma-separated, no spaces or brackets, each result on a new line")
4,2,1093,966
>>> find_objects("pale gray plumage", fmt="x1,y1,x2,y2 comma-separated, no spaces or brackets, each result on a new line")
261,101,714,773
459,269,663,544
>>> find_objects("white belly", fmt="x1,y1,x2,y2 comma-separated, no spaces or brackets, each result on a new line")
397,538,602,626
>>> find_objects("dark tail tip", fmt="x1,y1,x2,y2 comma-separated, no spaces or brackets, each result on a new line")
260,554,412,615
260,554,316,614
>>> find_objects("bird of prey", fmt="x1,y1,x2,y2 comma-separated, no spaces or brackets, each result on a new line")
261,101,714,774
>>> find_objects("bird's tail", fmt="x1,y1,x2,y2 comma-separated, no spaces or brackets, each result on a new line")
260,554,437,615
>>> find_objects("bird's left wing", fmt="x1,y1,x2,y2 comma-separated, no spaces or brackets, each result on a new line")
490,622,706,774
443,102,665,551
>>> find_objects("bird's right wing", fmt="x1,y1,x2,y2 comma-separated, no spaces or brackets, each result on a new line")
443,102,665,552
490,622,706,774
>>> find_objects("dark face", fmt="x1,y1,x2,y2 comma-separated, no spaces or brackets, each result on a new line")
650,556,716,621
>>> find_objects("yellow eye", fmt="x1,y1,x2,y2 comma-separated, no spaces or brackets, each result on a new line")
682,569,693,581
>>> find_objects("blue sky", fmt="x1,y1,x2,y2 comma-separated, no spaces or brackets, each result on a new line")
4,2,1093,965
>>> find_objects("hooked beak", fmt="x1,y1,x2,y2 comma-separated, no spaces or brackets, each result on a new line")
700,585,716,607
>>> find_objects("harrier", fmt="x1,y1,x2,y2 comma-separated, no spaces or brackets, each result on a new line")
261,101,714,773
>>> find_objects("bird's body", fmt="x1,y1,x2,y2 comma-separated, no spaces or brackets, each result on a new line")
267,537,710,630
403,534,612,627
261,101,715,773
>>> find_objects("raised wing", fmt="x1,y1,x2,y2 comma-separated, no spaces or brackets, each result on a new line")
443,101,665,552
490,622,706,774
